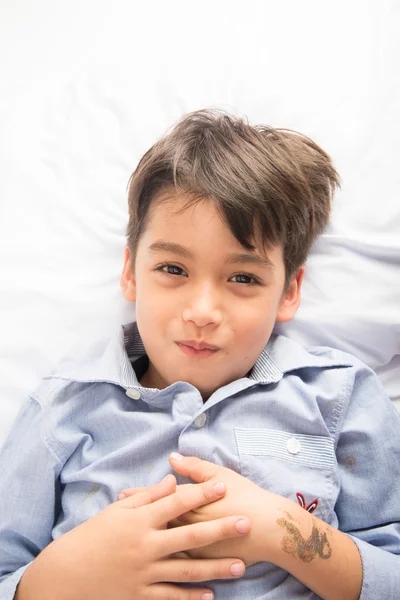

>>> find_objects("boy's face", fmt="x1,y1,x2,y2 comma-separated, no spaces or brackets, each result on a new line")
121,188,304,399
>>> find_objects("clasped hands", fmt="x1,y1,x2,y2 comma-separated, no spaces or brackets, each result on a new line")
19,454,293,600
119,452,286,567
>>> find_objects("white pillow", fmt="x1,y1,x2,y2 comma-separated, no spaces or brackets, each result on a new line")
275,229,400,403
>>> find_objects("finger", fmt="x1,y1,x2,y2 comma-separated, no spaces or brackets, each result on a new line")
118,474,176,509
156,515,251,555
168,517,184,529
146,583,216,600
170,551,191,559
155,556,246,583
168,512,198,529
149,479,227,527
118,486,145,500
169,453,220,483
119,478,188,501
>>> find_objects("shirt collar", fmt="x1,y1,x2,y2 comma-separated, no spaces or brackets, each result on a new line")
48,320,353,390
255,332,353,383
46,322,141,390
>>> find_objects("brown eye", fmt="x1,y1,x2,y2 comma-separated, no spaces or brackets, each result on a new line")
157,264,188,277
230,273,260,285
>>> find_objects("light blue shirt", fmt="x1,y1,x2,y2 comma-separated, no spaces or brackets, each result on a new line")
0,321,399,599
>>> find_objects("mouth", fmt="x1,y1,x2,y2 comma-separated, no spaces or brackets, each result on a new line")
178,340,220,351
176,341,219,359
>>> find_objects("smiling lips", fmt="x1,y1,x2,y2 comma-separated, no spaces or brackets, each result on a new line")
176,340,219,358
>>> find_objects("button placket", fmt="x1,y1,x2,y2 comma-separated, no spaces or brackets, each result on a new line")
286,437,301,455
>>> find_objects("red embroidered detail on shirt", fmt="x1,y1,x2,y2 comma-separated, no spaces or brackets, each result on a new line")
296,492,318,514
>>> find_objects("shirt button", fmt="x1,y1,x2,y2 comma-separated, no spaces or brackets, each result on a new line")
194,413,207,428
126,388,141,400
287,437,301,454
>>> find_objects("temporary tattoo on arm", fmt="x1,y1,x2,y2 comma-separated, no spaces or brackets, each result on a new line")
276,511,332,563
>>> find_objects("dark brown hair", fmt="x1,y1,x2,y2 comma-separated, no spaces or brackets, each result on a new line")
126,108,340,289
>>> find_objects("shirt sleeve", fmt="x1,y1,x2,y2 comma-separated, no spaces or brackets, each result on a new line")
0,395,63,599
335,361,400,600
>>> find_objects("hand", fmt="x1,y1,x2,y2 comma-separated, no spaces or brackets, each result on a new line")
165,454,293,566
16,475,251,600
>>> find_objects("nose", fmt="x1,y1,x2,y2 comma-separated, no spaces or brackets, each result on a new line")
181,282,223,328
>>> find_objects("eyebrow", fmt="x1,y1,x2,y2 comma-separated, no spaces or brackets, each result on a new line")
148,241,276,270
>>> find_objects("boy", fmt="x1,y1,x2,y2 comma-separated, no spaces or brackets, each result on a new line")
0,109,399,599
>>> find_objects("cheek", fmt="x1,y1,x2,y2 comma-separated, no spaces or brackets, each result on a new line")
135,280,173,333
239,321,271,347
235,297,278,329
134,270,157,308
232,304,277,348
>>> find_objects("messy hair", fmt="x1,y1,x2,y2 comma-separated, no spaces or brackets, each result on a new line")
126,109,340,290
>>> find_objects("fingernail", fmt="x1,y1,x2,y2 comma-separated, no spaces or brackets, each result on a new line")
162,474,172,482
201,593,214,600
170,452,183,461
235,517,250,534
213,482,226,495
230,562,245,577
118,493,127,500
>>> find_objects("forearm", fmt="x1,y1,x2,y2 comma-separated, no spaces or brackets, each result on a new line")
268,501,362,600
14,544,70,600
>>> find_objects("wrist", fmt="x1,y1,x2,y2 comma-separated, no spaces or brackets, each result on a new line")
270,502,323,568
263,501,362,600
253,492,302,564
15,542,70,600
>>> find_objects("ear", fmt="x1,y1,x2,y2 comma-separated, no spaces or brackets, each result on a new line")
120,246,137,302
275,266,305,323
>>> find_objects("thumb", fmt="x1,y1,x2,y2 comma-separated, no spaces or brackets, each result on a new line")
118,474,176,509
169,453,220,483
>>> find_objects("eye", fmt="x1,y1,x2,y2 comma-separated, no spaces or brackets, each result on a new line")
230,273,261,285
156,264,188,277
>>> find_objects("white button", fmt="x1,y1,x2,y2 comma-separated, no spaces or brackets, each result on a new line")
126,388,141,400
194,413,207,428
287,437,301,454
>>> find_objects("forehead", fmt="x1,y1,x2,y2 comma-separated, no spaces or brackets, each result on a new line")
149,192,220,230
141,188,283,268
144,188,245,249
